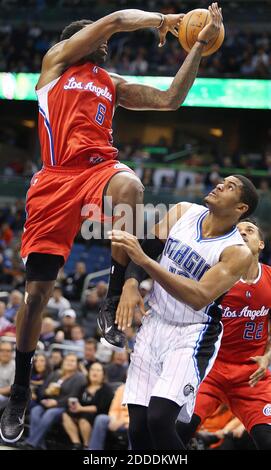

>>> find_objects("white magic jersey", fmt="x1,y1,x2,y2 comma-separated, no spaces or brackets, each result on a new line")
147,204,245,325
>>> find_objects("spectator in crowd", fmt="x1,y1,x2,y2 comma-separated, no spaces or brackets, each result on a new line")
63,261,87,301
4,289,23,322
0,223,14,246
129,47,148,74
106,351,129,384
0,245,13,284
62,362,113,449
95,340,114,365
55,309,77,341
0,341,15,409
20,353,86,449
96,281,108,301
48,349,63,371
0,300,10,333
63,325,85,359
0,318,16,337
23,159,38,177
81,289,100,317
204,163,222,191
79,338,98,376
89,383,129,450
39,316,56,350
47,286,71,318
30,352,51,409
80,289,100,337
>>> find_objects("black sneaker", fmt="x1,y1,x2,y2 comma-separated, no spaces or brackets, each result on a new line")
0,384,31,443
71,443,83,450
97,296,126,351
16,440,35,450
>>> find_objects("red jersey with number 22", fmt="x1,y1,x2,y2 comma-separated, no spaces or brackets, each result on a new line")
217,263,271,364
36,62,118,168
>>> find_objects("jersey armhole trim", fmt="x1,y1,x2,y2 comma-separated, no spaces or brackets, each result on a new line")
36,76,61,97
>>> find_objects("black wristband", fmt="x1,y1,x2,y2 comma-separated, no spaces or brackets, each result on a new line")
125,236,165,284
197,39,208,45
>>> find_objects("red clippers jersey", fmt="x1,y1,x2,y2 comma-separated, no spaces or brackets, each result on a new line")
217,263,271,364
36,63,118,168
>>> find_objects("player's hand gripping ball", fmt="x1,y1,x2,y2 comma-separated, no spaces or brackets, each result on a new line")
178,6,224,57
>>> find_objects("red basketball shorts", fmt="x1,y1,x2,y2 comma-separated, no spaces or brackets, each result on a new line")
21,160,135,262
194,359,271,432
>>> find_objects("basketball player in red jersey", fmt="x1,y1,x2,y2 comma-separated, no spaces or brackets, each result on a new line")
0,5,223,443
176,220,271,449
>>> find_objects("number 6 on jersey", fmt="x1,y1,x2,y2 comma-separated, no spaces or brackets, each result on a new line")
95,103,106,125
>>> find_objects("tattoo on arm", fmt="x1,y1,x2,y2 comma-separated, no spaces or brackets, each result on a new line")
116,42,204,111
117,82,173,111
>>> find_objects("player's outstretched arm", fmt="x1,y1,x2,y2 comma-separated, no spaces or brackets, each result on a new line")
115,3,223,110
109,230,252,311
38,10,183,88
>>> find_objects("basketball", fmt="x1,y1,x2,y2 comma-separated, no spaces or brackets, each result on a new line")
178,8,225,57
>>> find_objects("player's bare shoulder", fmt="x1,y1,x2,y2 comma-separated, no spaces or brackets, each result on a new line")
109,73,127,105
36,41,67,90
154,201,192,242
221,244,252,275
168,202,192,227
109,72,125,85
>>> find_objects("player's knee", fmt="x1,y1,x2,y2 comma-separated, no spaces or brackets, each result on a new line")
23,287,51,314
147,405,166,433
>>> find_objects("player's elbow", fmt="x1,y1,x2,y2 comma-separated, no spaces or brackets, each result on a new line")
168,102,180,111
114,11,125,29
161,91,179,111
114,10,139,32
165,96,180,110
105,11,125,33
191,293,210,311
193,302,206,311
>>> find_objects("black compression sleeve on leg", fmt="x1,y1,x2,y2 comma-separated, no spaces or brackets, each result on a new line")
128,404,154,450
148,397,185,450
250,424,271,450
125,236,164,284
176,414,201,448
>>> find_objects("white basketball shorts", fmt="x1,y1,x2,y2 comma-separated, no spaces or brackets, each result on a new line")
123,310,223,423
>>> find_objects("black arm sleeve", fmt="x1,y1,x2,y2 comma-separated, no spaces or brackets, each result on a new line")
125,236,165,284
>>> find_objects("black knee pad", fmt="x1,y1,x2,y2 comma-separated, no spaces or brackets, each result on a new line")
26,253,64,282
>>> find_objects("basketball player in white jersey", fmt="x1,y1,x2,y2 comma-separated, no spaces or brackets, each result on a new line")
109,175,258,450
